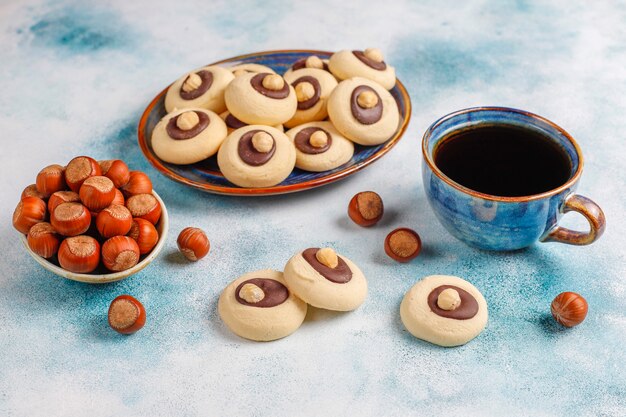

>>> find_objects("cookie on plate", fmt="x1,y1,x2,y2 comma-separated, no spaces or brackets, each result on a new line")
400,275,488,347
283,247,367,311
218,269,307,341
151,108,228,165
165,65,234,113
327,77,399,146
224,72,297,125
283,68,338,128
217,125,296,188
328,48,396,90
228,63,276,77
285,122,353,172
283,55,332,78
219,111,283,134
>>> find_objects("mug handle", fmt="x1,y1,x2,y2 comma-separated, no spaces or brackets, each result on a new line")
541,194,606,245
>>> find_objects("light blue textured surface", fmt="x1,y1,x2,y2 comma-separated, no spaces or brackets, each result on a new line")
1,1,625,416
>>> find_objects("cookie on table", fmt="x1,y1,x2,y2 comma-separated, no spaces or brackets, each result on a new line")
282,68,338,128
285,121,354,172
165,65,234,113
219,111,283,134
283,247,367,311
327,77,400,146
328,48,396,90
283,55,332,78
400,275,488,347
224,72,297,125
218,269,307,341
151,108,228,165
217,125,296,188
228,63,276,77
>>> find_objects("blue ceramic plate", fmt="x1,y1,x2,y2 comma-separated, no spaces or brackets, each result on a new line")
138,50,411,196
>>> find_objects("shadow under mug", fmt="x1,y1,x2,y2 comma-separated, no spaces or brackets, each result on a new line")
422,107,606,251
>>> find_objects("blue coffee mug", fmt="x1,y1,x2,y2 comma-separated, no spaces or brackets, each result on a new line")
422,107,606,251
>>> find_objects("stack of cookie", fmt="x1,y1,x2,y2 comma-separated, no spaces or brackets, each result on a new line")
151,49,401,188
218,247,367,341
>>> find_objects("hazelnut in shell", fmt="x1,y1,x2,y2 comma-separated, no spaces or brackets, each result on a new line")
13,196,47,234
108,295,146,335
551,292,588,327
58,235,101,273
96,205,133,238
102,236,140,272
65,156,101,192
126,193,161,225
384,227,422,263
127,218,159,255
99,160,130,188
27,222,61,258
35,164,66,197
121,171,153,197
51,202,91,237
348,191,384,227
79,176,116,212
177,227,210,261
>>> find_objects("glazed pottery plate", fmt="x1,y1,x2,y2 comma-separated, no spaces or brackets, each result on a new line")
20,191,169,284
138,50,412,196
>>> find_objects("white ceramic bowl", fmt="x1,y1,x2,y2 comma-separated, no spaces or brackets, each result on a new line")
20,191,169,284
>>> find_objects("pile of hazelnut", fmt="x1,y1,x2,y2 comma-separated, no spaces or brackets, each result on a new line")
13,156,161,274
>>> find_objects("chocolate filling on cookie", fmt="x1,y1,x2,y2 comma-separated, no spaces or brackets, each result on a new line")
292,76,322,110
179,70,214,100
225,113,247,129
352,50,387,71
166,111,210,140
294,127,332,154
291,57,330,72
427,285,479,320
302,248,352,284
237,129,276,166
235,278,289,308
350,86,383,125
250,73,290,99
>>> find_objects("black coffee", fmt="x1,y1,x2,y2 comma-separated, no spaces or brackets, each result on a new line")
434,126,571,197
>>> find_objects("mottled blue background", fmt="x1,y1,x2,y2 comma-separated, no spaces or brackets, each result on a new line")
1,1,625,416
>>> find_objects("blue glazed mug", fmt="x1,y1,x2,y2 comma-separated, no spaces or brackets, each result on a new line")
422,107,606,251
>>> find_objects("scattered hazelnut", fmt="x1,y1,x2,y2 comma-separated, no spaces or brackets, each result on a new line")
182,72,202,93
239,283,265,304
348,191,384,227
551,292,588,327
58,235,100,273
108,295,146,335
305,55,324,69
316,247,339,268
295,82,315,102
357,90,379,109
13,196,47,234
309,131,328,148
437,288,461,311
176,111,200,131
251,131,274,153
262,74,285,91
384,227,421,263
364,47,384,63
177,227,210,261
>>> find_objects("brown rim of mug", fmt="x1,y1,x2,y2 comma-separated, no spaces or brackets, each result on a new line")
421,106,585,203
